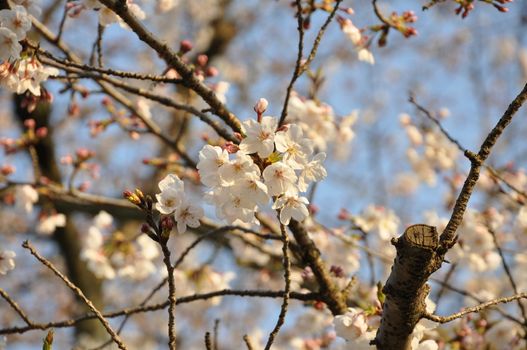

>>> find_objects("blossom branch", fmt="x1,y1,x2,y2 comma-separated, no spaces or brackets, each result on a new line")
29,18,197,166
278,0,342,126
423,293,527,323
22,241,128,350
96,0,243,134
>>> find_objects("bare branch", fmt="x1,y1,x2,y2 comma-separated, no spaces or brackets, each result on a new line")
424,293,527,323
22,241,128,350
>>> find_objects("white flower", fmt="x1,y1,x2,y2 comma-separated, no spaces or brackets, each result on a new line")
213,81,229,104
136,235,159,260
0,6,32,40
262,161,298,196
239,116,278,158
8,0,41,17
358,48,375,65
155,174,185,214
273,191,309,225
334,111,358,159
15,59,59,96
15,185,38,213
333,308,369,341
0,250,16,275
173,197,203,233
36,213,66,235
355,205,400,241
213,188,258,224
274,124,313,169
94,210,113,229
341,18,362,45
197,145,229,187
0,28,22,61
80,225,116,279
298,152,327,192
232,172,269,207
219,152,260,186
157,0,178,12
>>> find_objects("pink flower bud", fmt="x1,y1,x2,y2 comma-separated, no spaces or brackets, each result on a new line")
223,141,239,154
337,208,349,220
205,66,219,77
75,148,94,161
60,155,73,165
1,164,15,176
36,127,48,139
24,119,35,129
197,54,208,67
101,97,112,106
77,181,90,192
160,215,174,231
253,98,269,115
179,40,193,54
141,223,151,233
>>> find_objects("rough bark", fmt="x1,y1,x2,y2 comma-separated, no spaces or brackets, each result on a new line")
373,224,445,350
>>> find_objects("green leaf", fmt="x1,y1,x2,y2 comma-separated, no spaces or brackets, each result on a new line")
376,281,386,305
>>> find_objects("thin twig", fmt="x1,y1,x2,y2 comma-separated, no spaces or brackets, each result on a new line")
243,335,254,350
22,241,128,350
488,227,527,323
160,242,177,350
205,332,213,350
423,293,527,323
0,289,320,335
441,83,527,244
264,223,291,349
0,288,33,326
278,0,341,126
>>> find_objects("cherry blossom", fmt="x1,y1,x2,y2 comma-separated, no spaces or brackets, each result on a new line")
298,152,328,192
239,116,278,158
36,213,66,235
197,145,229,187
0,249,15,275
272,191,309,225
8,0,42,17
218,152,260,186
155,174,185,214
173,197,203,233
0,6,31,40
333,308,369,341
274,124,313,169
15,185,38,213
0,28,21,62
262,161,298,196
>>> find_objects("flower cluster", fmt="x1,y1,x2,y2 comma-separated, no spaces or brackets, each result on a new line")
198,102,327,226
155,174,204,234
337,16,375,65
399,113,459,188
0,2,58,97
80,211,159,280
287,92,358,159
